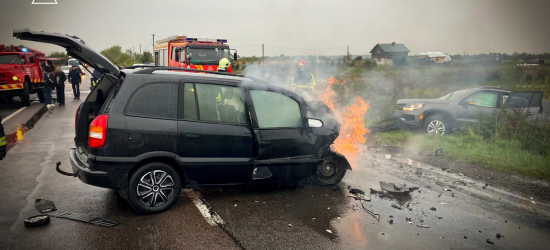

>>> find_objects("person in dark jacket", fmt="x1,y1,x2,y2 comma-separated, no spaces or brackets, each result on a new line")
68,65,82,99
54,66,67,105
42,66,55,105
0,115,6,160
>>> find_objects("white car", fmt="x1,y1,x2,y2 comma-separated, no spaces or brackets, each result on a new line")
61,66,71,76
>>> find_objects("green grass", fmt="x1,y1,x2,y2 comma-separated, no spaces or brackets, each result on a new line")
371,130,550,181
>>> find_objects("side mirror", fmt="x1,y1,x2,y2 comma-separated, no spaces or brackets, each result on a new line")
233,52,238,61
308,118,323,128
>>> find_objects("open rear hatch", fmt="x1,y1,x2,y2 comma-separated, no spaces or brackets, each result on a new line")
14,29,122,158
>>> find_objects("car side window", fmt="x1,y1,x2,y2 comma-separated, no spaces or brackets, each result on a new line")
183,83,198,120
464,91,498,108
28,56,34,64
193,83,247,124
125,83,178,119
250,90,302,128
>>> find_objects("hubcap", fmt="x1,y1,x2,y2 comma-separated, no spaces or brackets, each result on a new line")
318,156,339,180
427,120,446,135
137,170,175,207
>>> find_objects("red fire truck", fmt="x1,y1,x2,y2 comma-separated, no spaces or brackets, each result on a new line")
154,36,236,73
0,45,57,106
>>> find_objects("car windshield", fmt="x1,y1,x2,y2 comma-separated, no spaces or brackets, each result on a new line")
438,89,475,100
0,54,22,65
186,48,230,65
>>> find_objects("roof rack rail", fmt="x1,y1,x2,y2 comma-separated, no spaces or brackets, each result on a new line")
128,66,244,77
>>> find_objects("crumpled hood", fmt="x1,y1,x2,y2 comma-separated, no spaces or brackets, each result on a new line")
307,100,341,137
397,98,450,105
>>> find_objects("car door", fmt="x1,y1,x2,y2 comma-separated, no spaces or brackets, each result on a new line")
504,91,543,118
177,81,254,184
459,91,500,124
247,88,318,165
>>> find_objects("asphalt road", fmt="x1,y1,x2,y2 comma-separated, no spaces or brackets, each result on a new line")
1,77,550,250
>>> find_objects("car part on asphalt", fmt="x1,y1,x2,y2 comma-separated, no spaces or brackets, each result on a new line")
48,211,119,227
24,215,50,227
380,181,419,194
360,200,380,221
416,224,430,228
35,198,56,213
55,161,77,177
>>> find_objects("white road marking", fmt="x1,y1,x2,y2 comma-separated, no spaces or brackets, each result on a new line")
2,107,27,124
184,189,224,226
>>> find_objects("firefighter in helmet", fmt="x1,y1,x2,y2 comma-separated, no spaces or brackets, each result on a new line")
218,58,231,72
291,60,316,93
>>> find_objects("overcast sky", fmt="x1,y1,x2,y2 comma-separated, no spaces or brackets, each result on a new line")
1,0,549,56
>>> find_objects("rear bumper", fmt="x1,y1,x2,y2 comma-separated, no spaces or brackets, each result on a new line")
68,148,131,189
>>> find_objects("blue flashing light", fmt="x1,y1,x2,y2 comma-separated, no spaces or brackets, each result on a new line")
217,39,228,43
21,48,29,52
186,38,197,41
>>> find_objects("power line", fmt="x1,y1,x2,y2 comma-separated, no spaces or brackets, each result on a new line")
264,45,346,50
350,47,369,54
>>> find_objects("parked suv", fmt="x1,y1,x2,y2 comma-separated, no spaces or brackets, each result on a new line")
395,87,545,135
15,29,351,214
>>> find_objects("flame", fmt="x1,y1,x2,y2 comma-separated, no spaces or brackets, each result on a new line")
319,77,369,163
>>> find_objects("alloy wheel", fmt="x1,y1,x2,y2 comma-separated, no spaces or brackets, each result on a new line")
137,170,175,207
427,120,446,135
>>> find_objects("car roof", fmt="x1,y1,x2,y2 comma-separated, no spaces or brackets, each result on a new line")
464,87,513,93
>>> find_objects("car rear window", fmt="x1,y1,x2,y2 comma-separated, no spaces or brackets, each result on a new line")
125,83,178,119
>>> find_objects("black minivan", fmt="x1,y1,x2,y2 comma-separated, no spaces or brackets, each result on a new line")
15,29,351,214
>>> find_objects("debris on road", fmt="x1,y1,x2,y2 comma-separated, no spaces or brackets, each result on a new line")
360,200,380,221
496,233,504,239
391,203,403,210
35,198,56,213
486,239,495,245
24,215,50,227
388,219,394,224
48,211,119,227
288,224,292,227
385,154,392,160
416,224,430,228
380,181,419,194
348,187,371,201
430,207,437,211
326,229,333,234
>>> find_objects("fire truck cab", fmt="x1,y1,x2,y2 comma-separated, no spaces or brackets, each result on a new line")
0,45,55,106
154,36,236,73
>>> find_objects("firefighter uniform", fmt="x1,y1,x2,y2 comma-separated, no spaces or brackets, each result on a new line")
0,115,6,160
291,60,316,91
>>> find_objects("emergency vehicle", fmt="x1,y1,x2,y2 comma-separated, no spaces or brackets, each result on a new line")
0,45,57,106
154,36,236,73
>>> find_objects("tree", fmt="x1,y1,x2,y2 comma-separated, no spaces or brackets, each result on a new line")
100,45,137,66
47,51,69,66
137,51,153,63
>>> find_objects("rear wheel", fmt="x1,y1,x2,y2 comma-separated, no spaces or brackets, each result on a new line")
20,81,31,107
36,87,46,103
424,114,450,135
127,162,182,214
316,155,347,185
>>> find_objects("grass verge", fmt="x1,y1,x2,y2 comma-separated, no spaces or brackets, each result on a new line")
370,130,550,181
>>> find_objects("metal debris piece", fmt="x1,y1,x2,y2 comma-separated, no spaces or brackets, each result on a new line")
416,224,430,228
326,229,333,234
35,198,57,213
360,200,380,221
49,211,119,227
350,188,365,195
391,203,403,210
380,181,418,194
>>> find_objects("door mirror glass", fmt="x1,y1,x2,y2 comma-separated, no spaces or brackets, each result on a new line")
308,118,323,128
233,52,238,61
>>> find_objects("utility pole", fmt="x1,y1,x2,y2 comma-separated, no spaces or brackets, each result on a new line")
139,44,141,55
262,44,265,59
151,34,155,54
347,46,350,62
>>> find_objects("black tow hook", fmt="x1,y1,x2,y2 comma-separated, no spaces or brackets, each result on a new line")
55,162,77,177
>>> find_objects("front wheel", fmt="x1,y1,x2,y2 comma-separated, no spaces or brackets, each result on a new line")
127,163,182,214
20,81,31,107
424,114,450,135
316,155,347,185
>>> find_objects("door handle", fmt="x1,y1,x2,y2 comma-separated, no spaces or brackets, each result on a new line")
185,134,201,140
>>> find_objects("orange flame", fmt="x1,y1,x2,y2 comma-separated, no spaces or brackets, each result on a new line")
319,77,369,163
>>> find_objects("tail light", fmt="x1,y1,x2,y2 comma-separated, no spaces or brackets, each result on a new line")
89,115,108,148
75,103,83,130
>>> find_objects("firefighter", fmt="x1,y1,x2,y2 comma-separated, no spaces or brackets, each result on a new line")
291,60,316,93
0,115,6,160
218,58,230,72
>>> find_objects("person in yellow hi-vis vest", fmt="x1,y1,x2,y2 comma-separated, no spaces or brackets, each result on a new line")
291,60,316,94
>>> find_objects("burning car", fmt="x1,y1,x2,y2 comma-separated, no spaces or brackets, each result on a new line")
14,29,351,214
395,87,544,135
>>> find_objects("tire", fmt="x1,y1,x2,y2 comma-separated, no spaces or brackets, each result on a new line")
424,114,451,135
127,162,182,214
20,81,31,107
36,87,46,103
315,155,347,185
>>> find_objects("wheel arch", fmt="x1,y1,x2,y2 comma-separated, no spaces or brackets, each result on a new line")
422,109,456,126
129,156,187,186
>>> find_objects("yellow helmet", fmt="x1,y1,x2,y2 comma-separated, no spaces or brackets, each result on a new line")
218,58,231,69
